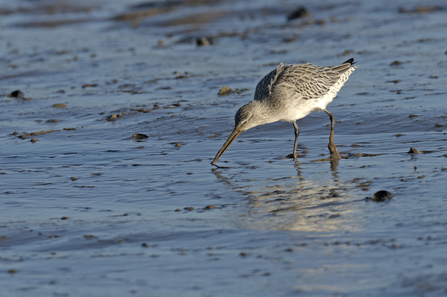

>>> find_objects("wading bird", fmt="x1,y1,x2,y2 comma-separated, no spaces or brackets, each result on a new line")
211,58,357,165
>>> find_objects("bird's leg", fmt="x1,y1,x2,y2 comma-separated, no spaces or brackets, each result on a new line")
292,121,300,160
324,109,341,160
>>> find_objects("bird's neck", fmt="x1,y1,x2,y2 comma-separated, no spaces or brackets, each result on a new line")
251,100,279,125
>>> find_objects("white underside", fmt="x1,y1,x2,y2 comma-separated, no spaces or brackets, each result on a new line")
278,92,334,122
275,71,353,122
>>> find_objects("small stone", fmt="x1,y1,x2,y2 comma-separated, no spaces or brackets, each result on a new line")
203,205,216,210
84,234,97,239
60,216,68,220
390,60,402,66
197,37,212,46
132,133,148,139
52,103,67,108
30,138,37,143
408,114,419,118
70,177,78,181
175,143,181,147
8,269,17,274
287,6,310,21
175,209,181,212
371,190,394,202
283,37,296,43
218,86,232,96
184,207,194,211
240,252,247,257
82,84,98,88
408,147,420,154
142,242,149,248
7,90,24,98
328,191,339,198
315,19,326,26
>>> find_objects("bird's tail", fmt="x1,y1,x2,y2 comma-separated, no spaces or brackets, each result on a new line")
342,58,356,65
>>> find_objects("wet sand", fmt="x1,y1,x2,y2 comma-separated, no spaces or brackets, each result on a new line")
1,0,447,296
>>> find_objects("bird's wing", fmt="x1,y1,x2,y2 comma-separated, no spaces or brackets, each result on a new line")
271,62,353,100
254,63,285,101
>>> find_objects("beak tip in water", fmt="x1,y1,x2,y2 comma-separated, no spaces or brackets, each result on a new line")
210,128,242,166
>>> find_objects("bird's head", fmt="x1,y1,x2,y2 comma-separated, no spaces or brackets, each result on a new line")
234,101,266,131
211,101,267,165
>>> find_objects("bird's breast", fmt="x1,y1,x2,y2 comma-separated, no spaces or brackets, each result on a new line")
272,94,333,122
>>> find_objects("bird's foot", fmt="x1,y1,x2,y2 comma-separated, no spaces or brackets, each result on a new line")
328,143,341,160
286,153,303,160
330,151,341,160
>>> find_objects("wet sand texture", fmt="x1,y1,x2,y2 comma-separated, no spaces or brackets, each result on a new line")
1,0,447,296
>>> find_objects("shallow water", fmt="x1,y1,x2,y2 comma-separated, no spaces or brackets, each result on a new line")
1,0,447,296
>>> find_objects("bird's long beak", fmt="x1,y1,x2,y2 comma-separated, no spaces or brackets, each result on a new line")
211,128,243,165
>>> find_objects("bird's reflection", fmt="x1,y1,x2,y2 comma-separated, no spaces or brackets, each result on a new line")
211,158,359,232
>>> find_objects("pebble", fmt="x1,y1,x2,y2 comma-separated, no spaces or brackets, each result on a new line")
132,133,148,139
203,205,216,210
218,86,232,96
30,138,37,143
371,190,394,202
7,90,24,98
390,60,402,66
184,207,194,211
52,103,67,108
196,37,211,46
287,6,310,20
408,147,420,154
82,84,98,88
60,216,68,220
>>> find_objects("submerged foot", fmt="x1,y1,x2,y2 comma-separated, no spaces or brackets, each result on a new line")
328,142,341,160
